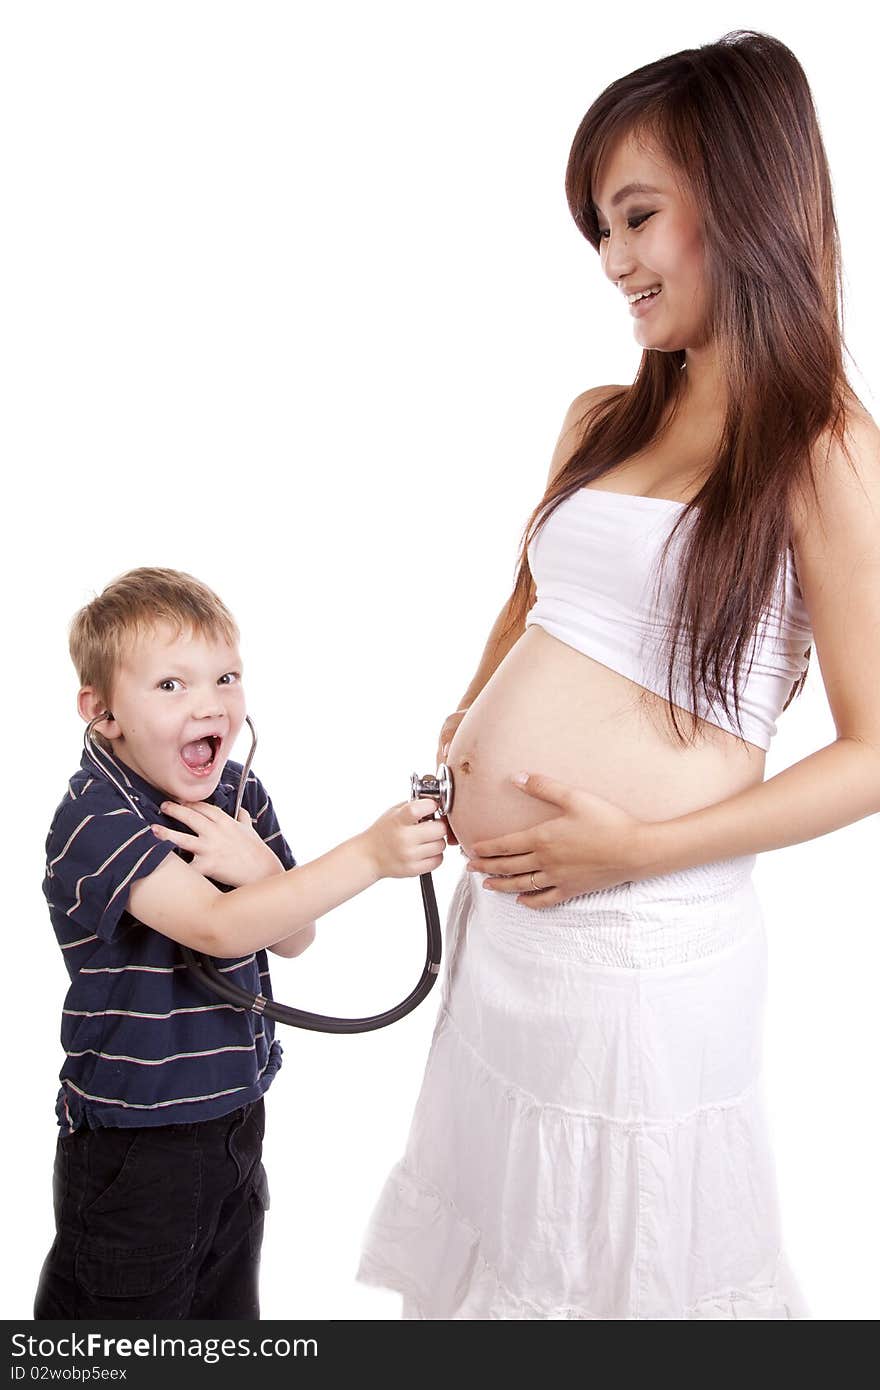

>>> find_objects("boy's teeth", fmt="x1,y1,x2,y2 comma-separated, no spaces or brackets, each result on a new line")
181,739,214,769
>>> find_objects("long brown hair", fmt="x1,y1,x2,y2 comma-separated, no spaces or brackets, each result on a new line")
501,29,864,748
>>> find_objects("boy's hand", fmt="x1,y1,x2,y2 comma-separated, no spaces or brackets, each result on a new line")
152,801,284,887
361,799,448,880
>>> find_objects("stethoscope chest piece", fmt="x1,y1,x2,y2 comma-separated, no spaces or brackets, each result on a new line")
411,762,454,818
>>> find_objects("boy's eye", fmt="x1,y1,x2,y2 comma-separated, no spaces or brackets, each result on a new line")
217,671,240,686
158,678,184,693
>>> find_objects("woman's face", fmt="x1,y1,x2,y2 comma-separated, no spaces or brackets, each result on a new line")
591,130,710,353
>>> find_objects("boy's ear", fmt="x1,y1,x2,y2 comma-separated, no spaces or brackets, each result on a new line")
78,687,120,741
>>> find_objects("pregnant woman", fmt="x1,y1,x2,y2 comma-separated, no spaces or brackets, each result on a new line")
358,30,880,1319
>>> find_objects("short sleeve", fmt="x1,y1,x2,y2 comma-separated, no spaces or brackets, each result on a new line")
44,802,176,944
240,774,297,871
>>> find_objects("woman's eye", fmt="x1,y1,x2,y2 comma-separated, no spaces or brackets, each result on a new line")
158,678,183,693
597,212,654,241
217,671,240,686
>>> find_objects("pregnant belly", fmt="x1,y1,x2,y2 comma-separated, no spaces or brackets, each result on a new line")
445,625,765,858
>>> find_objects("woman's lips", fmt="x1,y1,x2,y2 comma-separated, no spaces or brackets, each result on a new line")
630,287,662,317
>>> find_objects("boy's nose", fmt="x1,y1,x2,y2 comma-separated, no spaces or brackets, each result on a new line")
191,695,226,721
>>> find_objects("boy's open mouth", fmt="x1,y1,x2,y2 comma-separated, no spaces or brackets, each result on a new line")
179,735,222,776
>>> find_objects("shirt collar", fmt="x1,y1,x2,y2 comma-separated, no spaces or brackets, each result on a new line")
79,745,241,818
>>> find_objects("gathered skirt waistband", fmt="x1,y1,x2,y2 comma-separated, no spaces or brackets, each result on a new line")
466,853,761,970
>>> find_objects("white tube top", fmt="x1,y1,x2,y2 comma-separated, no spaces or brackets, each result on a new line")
524,488,813,751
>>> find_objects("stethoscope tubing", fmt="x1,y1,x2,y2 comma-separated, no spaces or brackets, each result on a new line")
81,713,447,1032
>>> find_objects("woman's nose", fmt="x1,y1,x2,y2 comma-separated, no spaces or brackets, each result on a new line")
602,238,636,286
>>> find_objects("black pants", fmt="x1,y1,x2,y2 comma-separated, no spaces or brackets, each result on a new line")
34,1098,269,1320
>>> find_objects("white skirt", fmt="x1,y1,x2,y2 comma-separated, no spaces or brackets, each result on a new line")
356,856,810,1319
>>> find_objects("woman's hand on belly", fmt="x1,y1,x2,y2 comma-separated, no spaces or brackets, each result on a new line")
464,768,649,907
437,709,470,769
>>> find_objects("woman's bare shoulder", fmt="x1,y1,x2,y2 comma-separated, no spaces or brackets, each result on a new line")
546,385,627,488
570,382,627,414
791,402,880,546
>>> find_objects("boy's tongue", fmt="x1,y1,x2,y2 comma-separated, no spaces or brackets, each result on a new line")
181,739,214,769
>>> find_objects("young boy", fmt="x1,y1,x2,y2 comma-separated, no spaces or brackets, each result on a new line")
34,567,447,1320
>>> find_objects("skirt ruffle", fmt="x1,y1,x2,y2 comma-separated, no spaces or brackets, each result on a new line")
363,1161,808,1320
357,862,810,1320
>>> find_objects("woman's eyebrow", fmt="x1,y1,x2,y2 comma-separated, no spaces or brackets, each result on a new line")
591,181,664,214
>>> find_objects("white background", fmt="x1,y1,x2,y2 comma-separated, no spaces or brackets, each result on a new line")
2,1,877,1321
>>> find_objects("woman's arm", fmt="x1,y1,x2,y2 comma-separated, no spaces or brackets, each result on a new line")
465,408,880,904
465,739,880,902
454,594,533,713
451,386,618,717
636,409,880,875
437,594,531,770
633,738,880,875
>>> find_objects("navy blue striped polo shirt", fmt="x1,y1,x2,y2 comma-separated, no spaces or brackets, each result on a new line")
44,747,297,1133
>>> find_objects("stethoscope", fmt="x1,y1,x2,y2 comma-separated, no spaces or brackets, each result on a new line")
82,712,454,1033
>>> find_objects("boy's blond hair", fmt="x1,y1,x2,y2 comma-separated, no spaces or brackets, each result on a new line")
70,567,239,707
